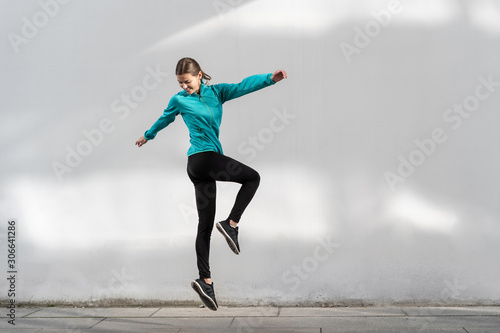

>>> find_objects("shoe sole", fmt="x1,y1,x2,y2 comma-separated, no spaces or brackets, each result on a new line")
191,281,218,311
216,222,240,255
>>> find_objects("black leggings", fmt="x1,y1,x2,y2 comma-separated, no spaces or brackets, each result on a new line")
187,151,260,279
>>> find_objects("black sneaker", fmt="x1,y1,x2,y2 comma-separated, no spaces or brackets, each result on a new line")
216,220,240,255
191,279,218,311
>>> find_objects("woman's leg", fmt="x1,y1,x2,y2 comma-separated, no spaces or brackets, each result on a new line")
193,179,216,280
225,161,260,223
187,152,260,275
202,152,260,223
188,154,217,280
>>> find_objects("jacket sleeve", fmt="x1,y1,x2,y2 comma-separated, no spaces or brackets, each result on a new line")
213,73,276,104
144,95,179,140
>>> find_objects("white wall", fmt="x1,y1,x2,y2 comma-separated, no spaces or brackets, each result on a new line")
1,0,500,306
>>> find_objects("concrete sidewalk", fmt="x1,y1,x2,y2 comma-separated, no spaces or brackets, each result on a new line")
2,306,500,332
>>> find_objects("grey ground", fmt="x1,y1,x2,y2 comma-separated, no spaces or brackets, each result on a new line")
2,306,500,332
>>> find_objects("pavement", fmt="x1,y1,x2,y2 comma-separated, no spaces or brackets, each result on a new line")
2,306,500,332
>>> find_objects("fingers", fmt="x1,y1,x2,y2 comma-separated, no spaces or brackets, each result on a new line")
135,137,147,147
273,69,287,82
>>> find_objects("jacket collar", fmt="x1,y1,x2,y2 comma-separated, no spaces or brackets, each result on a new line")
198,82,207,96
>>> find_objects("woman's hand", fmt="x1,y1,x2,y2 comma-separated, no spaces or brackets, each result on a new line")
271,70,287,83
135,136,148,147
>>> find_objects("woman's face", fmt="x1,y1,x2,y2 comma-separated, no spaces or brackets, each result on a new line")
177,71,202,95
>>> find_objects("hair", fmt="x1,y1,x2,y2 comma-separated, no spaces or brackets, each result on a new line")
176,57,211,84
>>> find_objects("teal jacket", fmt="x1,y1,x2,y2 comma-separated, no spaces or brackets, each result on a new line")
144,73,276,156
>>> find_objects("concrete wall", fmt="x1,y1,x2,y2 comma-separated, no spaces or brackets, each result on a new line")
1,0,500,306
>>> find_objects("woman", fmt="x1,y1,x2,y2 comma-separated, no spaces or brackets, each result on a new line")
135,57,287,310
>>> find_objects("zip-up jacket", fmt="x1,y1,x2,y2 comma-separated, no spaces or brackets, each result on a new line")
144,73,276,156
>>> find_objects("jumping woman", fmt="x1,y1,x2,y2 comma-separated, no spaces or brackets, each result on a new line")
135,57,287,310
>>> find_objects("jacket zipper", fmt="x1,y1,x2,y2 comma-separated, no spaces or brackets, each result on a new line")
199,95,214,126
